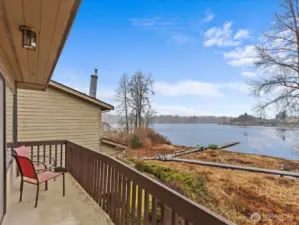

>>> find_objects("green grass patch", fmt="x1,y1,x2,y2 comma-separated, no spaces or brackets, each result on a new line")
134,160,207,200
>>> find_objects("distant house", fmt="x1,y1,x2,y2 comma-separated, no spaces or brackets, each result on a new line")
16,71,114,150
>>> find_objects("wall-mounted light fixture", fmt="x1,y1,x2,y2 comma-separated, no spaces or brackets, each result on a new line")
19,25,37,50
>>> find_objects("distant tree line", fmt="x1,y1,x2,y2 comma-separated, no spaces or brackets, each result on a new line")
154,115,232,124
116,71,155,133
153,113,297,126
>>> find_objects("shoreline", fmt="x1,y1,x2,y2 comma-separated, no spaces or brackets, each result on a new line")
153,122,299,129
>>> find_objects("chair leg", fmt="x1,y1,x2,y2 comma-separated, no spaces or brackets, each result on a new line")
45,181,48,191
19,179,24,202
35,184,40,208
62,173,65,196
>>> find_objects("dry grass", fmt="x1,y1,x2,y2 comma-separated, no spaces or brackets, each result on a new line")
103,128,171,148
127,147,299,224
182,150,299,172
150,160,299,225
127,144,190,158
108,130,299,224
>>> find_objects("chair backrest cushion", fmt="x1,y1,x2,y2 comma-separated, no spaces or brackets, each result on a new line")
15,156,37,180
14,146,29,157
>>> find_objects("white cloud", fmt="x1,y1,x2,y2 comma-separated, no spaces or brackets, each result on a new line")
154,103,254,117
203,11,215,23
155,105,216,116
220,82,250,94
203,21,250,47
223,45,257,66
155,80,249,98
155,81,225,98
241,71,257,78
234,29,250,40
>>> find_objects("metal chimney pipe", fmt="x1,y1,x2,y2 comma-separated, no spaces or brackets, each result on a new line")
89,69,98,98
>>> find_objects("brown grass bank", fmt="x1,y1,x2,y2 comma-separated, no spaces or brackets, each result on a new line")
106,130,299,224
103,128,171,148
138,160,299,225
127,145,299,224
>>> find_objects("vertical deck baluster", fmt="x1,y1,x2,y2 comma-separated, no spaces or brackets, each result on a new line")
86,154,91,194
79,148,84,185
81,150,85,187
89,155,93,195
144,191,149,225
117,173,122,225
131,183,136,224
171,211,177,225
37,145,40,165
66,145,70,173
43,145,45,163
49,145,52,164
121,175,126,225
161,204,170,225
101,162,107,209
137,186,142,225
104,164,108,212
84,151,88,191
75,146,79,180
30,146,33,160
114,171,119,224
152,197,157,225
111,168,116,222
109,166,113,214
103,164,110,213
94,159,100,203
60,144,63,168
93,157,97,198
98,160,103,205
55,144,58,167
126,180,131,225
93,158,98,200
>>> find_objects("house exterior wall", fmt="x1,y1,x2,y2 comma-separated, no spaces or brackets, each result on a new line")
17,86,102,150
5,86,13,144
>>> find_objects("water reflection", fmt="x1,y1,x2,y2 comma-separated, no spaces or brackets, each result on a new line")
153,124,299,160
244,127,299,158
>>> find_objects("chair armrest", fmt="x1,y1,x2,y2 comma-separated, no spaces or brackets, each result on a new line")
33,161,55,172
31,155,56,165
38,167,67,173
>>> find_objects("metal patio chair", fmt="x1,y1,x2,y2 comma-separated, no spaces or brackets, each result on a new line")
13,146,55,172
11,152,65,208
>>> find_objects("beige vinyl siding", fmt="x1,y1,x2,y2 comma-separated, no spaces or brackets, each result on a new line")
18,86,102,150
6,86,13,143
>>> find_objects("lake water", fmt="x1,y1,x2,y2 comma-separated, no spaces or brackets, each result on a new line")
152,123,299,160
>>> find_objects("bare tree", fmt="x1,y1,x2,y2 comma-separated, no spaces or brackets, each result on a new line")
129,71,154,128
144,106,156,128
116,73,130,132
250,0,299,117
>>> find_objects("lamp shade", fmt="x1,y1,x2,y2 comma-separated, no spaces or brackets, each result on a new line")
20,26,37,50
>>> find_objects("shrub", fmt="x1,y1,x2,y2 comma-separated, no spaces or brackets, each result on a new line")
134,162,207,199
132,134,142,149
208,144,218,149
135,128,171,145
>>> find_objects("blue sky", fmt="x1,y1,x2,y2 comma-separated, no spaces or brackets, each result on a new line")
52,0,281,117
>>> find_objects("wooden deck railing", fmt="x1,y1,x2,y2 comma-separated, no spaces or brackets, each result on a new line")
12,140,66,168
10,140,234,225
